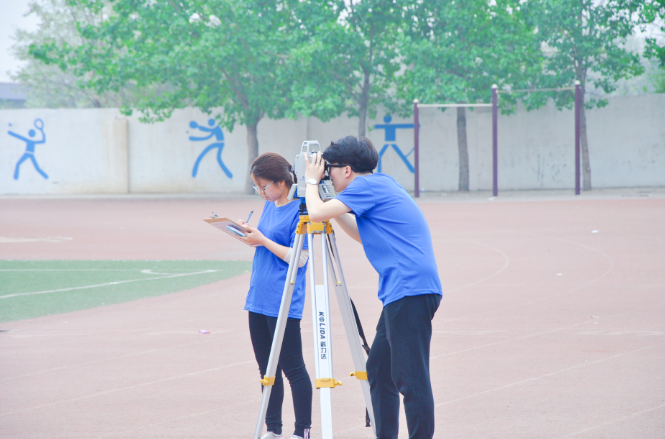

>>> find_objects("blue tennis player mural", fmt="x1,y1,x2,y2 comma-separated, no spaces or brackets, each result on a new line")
188,118,232,178
373,115,415,173
8,118,48,180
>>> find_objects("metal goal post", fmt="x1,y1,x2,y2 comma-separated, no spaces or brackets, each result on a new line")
413,81,582,197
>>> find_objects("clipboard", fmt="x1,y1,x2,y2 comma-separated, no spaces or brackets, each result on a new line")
204,217,259,247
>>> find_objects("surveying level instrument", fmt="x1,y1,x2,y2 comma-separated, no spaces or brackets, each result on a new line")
288,140,336,202
254,143,376,438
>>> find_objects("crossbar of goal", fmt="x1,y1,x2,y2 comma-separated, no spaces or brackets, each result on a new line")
417,103,492,108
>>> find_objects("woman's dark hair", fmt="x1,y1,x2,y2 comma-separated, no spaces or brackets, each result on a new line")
250,152,296,189
322,136,378,174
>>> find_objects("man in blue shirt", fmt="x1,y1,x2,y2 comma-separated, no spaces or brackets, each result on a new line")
304,136,442,439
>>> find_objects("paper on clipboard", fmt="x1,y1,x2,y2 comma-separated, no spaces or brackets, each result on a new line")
204,217,259,247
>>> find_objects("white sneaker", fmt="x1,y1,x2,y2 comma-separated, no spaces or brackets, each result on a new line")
261,432,283,439
289,436,304,439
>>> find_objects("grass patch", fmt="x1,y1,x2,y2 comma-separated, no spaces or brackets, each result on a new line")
0,260,252,323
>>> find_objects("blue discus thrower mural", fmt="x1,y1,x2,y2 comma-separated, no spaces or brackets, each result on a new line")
373,115,415,173
189,118,232,178
8,118,48,180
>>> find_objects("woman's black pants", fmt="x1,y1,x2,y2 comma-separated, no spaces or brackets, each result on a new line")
249,311,312,438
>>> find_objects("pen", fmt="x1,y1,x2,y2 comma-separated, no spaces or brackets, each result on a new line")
245,211,254,224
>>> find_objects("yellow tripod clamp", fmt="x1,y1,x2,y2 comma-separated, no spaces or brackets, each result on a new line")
349,371,368,380
316,378,342,388
259,376,276,386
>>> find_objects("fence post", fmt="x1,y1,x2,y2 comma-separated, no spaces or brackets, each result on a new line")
492,85,498,197
414,99,420,198
574,80,581,196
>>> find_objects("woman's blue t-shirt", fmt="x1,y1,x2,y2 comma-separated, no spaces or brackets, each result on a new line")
244,200,309,319
335,173,442,306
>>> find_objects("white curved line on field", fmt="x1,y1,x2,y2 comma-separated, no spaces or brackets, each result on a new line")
0,268,214,272
0,270,218,300
140,269,174,276
440,232,616,324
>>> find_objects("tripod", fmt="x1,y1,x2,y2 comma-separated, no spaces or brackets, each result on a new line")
253,200,376,439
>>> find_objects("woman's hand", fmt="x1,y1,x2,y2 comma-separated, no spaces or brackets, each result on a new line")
304,151,325,182
237,220,266,247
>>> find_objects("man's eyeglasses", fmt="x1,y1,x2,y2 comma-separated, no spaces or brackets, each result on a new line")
325,163,348,173
252,181,274,192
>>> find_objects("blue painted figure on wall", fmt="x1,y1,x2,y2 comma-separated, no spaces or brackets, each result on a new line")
189,118,232,178
373,115,415,173
8,118,48,180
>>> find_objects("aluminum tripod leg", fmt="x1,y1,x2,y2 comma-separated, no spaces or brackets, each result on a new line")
253,232,306,439
324,234,377,437
309,232,339,439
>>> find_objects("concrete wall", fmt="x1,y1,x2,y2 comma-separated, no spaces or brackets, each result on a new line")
1,94,663,195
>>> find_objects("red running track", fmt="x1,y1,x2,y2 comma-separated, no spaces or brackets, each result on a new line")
0,194,664,438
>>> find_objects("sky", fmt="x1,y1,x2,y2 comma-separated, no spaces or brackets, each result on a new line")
0,0,40,82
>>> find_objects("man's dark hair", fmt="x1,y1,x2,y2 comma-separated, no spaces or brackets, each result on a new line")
322,136,378,174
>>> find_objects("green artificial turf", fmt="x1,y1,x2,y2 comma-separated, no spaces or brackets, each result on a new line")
0,260,252,323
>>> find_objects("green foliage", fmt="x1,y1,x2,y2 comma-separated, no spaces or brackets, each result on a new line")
31,0,296,130
23,0,661,132
12,0,136,108
392,0,542,116
641,0,665,68
649,65,665,92
525,0,646,110
287,0,404,135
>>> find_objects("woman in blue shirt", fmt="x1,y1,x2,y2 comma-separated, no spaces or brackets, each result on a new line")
237,152,312,439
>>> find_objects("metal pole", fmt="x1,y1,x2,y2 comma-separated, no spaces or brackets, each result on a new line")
574,80,581,196
413,99,420,198
492,85,498,197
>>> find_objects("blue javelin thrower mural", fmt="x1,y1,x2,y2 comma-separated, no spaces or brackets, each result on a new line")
373,115,415,173
189,118,232,178
8,118,48,180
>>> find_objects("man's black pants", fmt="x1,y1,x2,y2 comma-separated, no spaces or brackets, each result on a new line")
367,293,441,439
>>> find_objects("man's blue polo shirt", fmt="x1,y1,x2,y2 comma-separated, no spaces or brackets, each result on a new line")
335,173,442,306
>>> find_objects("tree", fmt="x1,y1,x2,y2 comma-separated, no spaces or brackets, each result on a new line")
642,0,665,92
12,0,134,108
525,0,646,191
31,0,297,193
393,0,541,191
288,0,403,137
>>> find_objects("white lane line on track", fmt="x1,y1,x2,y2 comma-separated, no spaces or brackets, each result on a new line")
432,298,665,359
430,320,590,359
559,402,665,438
0,329,244,381
0,270,218,299
91,398,259,439
435,345,655,407
440,239,511,294
0,360,255,417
